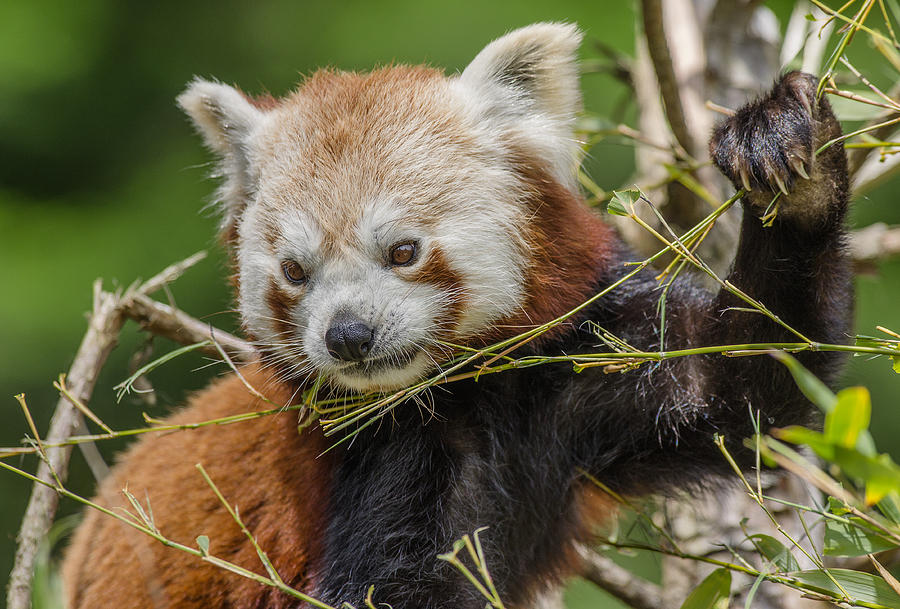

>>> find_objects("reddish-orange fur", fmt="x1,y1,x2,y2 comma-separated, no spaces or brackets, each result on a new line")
265,276,303,341
412,245,467,337
488,156,615,345
63,366,333,609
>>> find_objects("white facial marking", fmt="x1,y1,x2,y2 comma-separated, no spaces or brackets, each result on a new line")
213,24,585,393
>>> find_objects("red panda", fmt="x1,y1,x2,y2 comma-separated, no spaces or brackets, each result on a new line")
62,23,851,609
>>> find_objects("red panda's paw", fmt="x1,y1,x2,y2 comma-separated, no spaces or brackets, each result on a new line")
709,71,846,222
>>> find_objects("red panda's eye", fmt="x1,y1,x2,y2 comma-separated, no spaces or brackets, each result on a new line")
281,260,307,284
389,242,418,266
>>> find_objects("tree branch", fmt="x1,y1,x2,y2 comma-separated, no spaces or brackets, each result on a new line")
640,0,695,157
7,281,125,609
6,252,210,609
575,544,663,609
124,293,256,364
851,223,900,271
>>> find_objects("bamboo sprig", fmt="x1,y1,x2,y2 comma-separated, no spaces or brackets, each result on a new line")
114,340,214,401
14,395,62,489
437,528,507,609
839,56,900,110
814,0,880,99
578,468,683,552
759,437,900,545
8,339,896,460
615,190,813,343
54,375,113,434
595,535,894,609
715,435,853,602
195,464,285,585
817,115,900,156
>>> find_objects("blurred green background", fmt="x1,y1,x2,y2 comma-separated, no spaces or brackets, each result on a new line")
1,2,898,607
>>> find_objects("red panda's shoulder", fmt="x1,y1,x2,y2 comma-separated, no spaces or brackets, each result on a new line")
63,365,332,609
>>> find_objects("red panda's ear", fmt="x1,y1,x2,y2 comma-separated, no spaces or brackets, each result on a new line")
458,23,583,189
177,78,267,243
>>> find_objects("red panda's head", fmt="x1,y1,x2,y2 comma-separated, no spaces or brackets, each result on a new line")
179,23,610,392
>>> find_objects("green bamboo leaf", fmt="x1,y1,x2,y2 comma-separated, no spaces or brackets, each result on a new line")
855,334,887,347
771,353,837,412
825,387,871,450
827,496,852,516
748,534,799,572
679,568,731,609
873,35,900,75
877,492,900,524
893,356,900,374
607,189,639,216
791,568,900,605
196,535,210,555
743,573,765,609
831,447,900,504
823,518,897,556
772,426,834,461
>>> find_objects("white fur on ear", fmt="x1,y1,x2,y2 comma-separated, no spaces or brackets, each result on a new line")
457,23,584,189
177,78,267,238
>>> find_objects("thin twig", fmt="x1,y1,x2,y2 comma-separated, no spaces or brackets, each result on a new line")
123,293,256,364
848,95,900,178
130,251,208,297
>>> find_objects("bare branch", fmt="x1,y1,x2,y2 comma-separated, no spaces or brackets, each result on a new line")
780,2,834,74
123,293,255,364
851,223,900,270
640,0,695,157
73,418,110,481
8,282,125,609
575,544,663,609
131,250,208,297
7,252,210,609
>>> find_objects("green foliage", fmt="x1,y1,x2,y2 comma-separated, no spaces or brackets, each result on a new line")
679,569,731,609
606,189,640,216
791,569,900,606
824,517,896,557
745,356,900,606
747,535,799,572
776,357,900,505
580,354,900,608
196,535,210,556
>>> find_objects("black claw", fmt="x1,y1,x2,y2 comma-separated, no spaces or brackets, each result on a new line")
709,71,821,196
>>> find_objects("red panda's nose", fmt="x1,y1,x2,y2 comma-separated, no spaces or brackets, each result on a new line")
325,314,374,362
